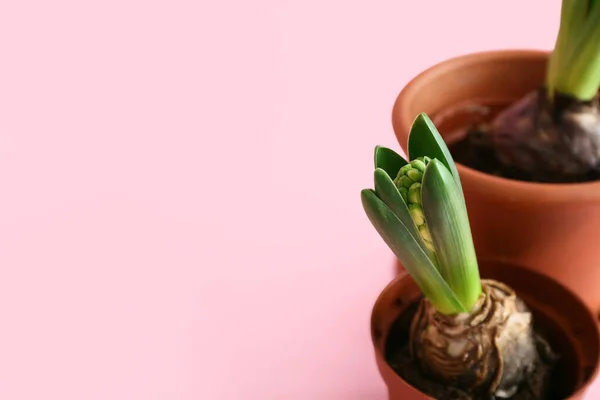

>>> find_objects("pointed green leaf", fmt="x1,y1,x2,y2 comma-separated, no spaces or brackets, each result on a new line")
406,113,463,196
421,159,481,311
374,146,408,179
361,188,465,315
373,168,438,264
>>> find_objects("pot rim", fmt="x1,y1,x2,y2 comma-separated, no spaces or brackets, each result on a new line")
370,262,600,399
370,270,435,400
391,48,600,204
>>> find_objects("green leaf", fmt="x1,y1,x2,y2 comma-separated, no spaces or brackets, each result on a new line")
373,168,438,264
546,0,586,97
548,0,600,100
374,146,408,178
421,159,482,311
361,188,465,315
406,113,463,197
559,0,600,100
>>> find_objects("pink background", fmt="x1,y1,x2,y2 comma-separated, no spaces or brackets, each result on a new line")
0,0,596,399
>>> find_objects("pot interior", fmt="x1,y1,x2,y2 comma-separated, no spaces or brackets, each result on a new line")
372,261,600,399
432,100,509,145
393,50,548,146
384,294,580,399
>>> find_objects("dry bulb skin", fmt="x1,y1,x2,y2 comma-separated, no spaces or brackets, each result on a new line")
410,280,539,399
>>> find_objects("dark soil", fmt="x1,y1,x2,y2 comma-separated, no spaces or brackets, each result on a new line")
385,299,574,400
439,97,600,184
448,126,600,183
448,127,533,182
439,102,528,181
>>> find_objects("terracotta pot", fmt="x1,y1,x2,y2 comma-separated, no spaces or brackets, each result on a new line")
391,49,600,316
371,260,600,400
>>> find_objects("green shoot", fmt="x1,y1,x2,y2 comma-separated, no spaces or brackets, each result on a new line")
421,159,481,310
547,0,600,101
361,113,482,315
361,189,466,315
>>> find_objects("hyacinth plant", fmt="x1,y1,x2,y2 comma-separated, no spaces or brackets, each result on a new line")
362,114,545,398
478,0,600,182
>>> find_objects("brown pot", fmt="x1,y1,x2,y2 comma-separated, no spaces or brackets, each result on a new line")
391,49,600,316
371,260,600,400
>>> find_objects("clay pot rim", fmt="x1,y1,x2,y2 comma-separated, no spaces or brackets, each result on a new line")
370,264,600,399
391,48,600,204
371,270,436,400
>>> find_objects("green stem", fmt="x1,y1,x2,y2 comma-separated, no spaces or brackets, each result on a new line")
546,0,584,100
546,0,600,101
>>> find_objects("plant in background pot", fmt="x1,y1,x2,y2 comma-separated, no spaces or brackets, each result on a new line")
391,0,600,315
363,114,600,399
457,0,600,182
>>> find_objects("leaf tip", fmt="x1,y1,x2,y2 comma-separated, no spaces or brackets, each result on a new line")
374,166,390,179
373,145,383,167
414,112,431,123
360,188,377,205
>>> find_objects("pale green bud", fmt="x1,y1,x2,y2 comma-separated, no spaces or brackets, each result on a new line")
398,186,408,202
406,169,423,183
398,164,412,177
409,204,425,226
400,175,413,188
408,183,421,204
411,159,427,172
419,224,432,242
